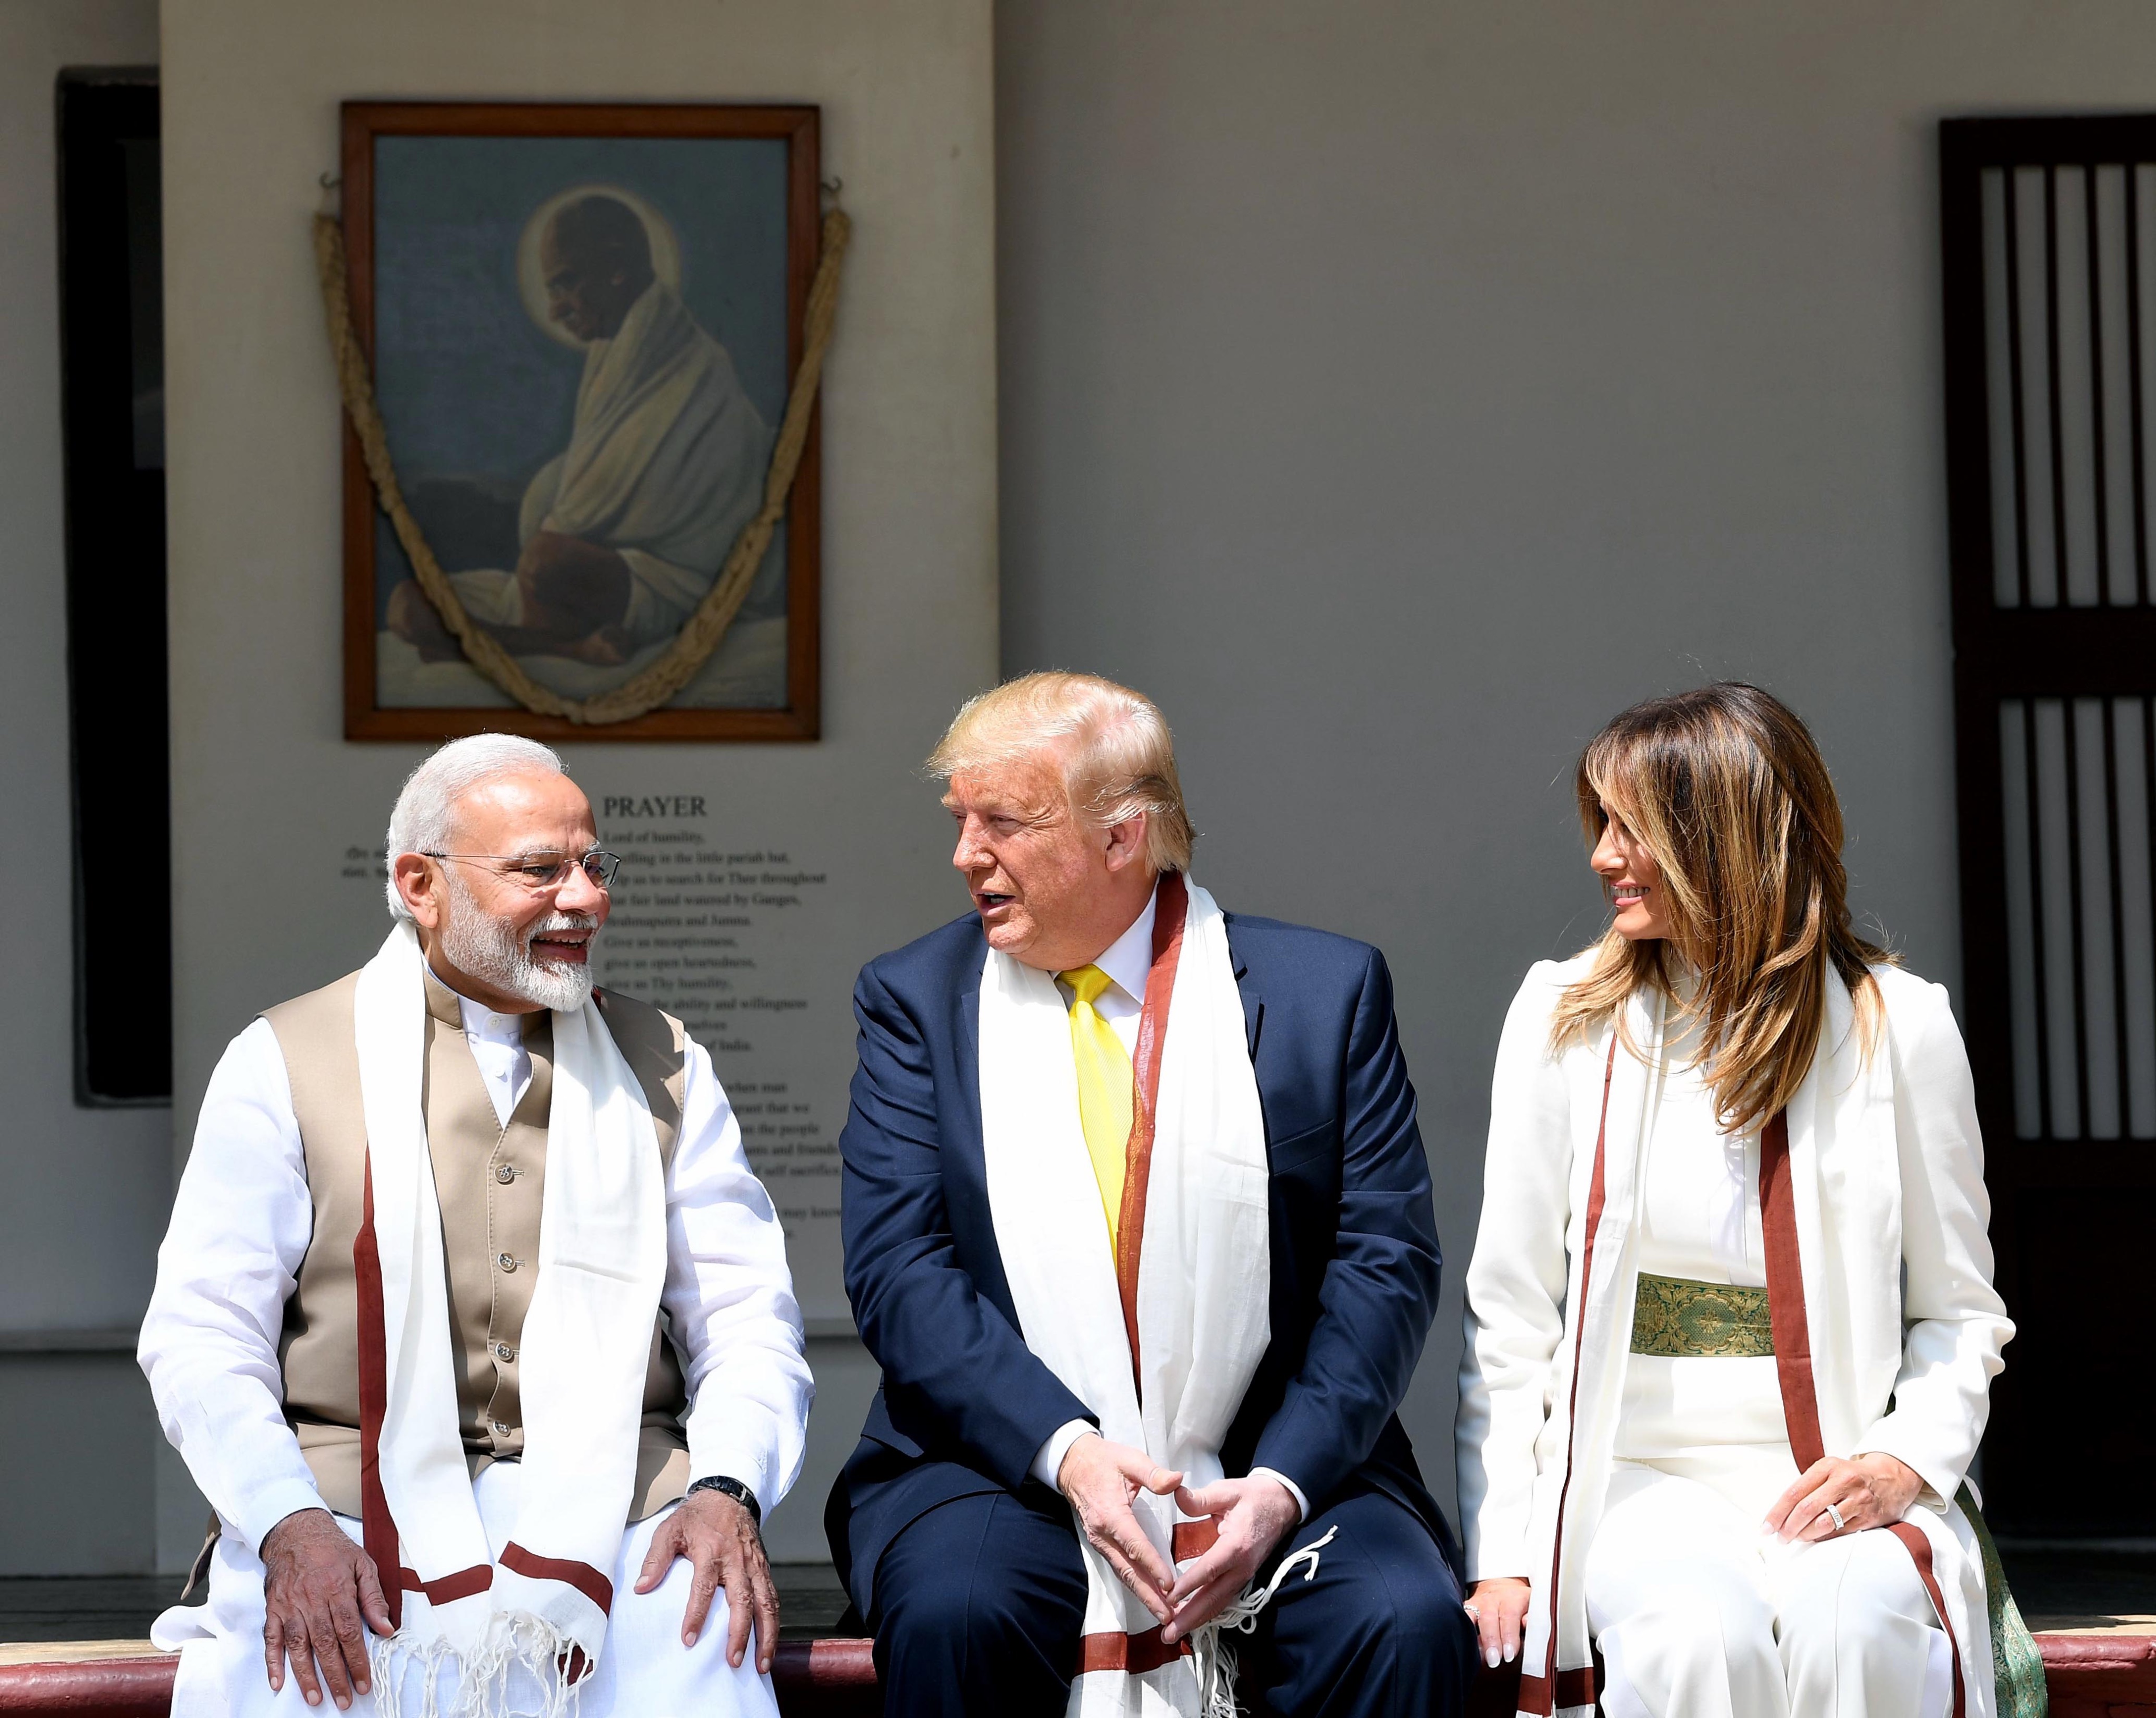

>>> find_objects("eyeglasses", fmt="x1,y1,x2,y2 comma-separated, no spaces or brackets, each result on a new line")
422,848,621,891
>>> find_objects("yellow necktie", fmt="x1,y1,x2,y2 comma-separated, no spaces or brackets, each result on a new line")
1061,964,1134,1255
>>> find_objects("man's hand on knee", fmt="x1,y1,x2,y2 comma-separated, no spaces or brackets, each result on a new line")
1057,1434,1182,1624
259,1507,392,1711
634,1490,780,1674
1160,1475,1300,1644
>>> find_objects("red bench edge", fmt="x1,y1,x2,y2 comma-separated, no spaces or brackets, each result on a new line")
0,1640,879,1716
3,1632,2152,1716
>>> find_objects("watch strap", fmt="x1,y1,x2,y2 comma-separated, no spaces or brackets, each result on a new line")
687,1473,761,1525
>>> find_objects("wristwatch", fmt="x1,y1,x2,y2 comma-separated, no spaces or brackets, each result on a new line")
687,1474,762,1526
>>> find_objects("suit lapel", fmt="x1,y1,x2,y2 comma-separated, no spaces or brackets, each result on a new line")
956,961,984,1160
957,927,987,1181
1228,917,1265,1063
947,922,1026,1330
961,957,987,1129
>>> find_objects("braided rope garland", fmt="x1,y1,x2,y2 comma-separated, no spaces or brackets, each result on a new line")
313,203,849,725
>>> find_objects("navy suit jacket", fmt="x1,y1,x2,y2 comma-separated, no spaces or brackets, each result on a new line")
823,904,1455,1614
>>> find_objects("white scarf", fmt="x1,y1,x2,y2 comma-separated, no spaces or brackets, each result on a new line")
353,923,667,1717
979,880,1274,1718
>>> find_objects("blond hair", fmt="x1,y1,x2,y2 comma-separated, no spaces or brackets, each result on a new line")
1549,683,1893,1134
926,671,1195,873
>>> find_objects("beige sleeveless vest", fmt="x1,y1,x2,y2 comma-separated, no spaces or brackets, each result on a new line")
265,964,693,1524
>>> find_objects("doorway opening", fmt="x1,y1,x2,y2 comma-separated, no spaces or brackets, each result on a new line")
1940,115,2156,1540
58,70,169,1106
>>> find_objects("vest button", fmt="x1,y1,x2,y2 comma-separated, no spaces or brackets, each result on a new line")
495,1163,515,1185
492,1420,510,1436
497,1252,517,1272
495,1342,516,1362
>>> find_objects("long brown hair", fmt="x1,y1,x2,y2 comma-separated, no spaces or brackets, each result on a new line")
1549,683,1893,1133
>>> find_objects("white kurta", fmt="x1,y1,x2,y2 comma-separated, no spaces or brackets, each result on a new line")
162,1463,777,1718
1456,961,2013,1718
139,1005,813,1717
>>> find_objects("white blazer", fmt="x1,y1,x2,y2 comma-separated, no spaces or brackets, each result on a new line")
1455,957,2014,1718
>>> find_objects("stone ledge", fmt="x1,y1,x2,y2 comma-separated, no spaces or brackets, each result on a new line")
0,1640,879,1714
1462,1631,2156,1718
3,1632,2150,1715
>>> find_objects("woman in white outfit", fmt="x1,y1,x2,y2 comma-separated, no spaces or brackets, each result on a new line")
1455,684,2015,1718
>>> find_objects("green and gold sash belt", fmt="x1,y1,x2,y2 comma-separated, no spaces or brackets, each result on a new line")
1630,1273,1776,1357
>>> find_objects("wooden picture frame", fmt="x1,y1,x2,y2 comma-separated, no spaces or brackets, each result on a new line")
340,101,821,742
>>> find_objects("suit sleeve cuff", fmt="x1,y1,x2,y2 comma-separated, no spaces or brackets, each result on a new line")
239,1478,333,1553
1248,1466,1309,1523
1031,1420,1096,1491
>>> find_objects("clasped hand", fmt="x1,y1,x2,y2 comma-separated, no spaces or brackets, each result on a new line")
1056,1434,1300,1645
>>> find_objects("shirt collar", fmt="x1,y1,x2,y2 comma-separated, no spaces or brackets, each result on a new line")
456,992,529,1046
1092,881,1159,1005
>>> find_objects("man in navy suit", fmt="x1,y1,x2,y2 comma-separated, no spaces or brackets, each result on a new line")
824,672,1475,1716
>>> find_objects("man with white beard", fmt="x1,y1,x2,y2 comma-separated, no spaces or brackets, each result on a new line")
140,734,812,1718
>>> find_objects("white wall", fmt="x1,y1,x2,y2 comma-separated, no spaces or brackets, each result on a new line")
157,0,996,1567
0,0,166,1576
20,0,2156,1584
993,0,2156,1516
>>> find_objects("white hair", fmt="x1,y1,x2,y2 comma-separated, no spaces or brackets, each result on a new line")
384,734,567,921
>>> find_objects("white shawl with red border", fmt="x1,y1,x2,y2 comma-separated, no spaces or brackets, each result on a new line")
977,878,1273,1718
354,922,667,1717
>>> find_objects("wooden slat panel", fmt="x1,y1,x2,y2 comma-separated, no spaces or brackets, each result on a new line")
1943,115,2156,1535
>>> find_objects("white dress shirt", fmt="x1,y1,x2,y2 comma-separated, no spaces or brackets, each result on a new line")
1052,886,1157,1056
458,994,534,1128
139,991,814,1553
1029,886,1310,1521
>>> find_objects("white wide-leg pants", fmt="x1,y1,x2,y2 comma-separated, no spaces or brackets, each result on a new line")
152,1462,781,1718
1584,1463,1953,1718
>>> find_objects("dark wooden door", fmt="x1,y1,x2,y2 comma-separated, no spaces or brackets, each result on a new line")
1942,117,2156,1535
57,73,170,1105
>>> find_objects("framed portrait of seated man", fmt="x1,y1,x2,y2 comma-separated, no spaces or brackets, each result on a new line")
338,101,822,742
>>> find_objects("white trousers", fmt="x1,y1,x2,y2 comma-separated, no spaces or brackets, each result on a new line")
153,1462,780,1718
1584,1464,1953,1718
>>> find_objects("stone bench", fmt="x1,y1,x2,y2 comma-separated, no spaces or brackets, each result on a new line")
1460,1631,2156,1717
0,1640,881,1715
3,1631,2152,1714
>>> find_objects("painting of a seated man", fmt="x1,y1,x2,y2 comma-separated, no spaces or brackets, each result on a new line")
354,116,810,727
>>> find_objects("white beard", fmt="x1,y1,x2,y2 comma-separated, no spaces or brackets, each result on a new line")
440,873,598,1013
